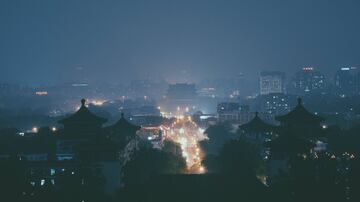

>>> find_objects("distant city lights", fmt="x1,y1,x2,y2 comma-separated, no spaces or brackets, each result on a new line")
302,67,314,71
89,99,106,106
32,127,38,133
165,116,207,173
35,91,48,96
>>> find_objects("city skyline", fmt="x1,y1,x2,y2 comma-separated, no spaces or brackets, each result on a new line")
1,1,360,201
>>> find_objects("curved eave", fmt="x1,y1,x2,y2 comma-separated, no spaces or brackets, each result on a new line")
58,107,107,126
275,114,324,123
240,117,276,133
275,105,324,124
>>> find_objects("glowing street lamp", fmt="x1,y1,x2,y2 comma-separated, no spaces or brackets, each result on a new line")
32,127,38,133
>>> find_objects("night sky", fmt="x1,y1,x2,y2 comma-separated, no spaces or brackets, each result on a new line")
1,0,359,85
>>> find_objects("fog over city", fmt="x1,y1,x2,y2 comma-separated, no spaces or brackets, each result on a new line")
1,0,360,85
1,1,360,202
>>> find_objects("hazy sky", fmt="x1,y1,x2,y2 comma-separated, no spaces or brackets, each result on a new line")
1,0,360,85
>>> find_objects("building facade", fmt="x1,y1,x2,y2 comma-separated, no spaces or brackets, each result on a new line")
259,71,285,95
289,67,326,94
334,67,360,96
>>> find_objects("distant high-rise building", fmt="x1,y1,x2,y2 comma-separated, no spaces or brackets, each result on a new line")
259,71,285,95
256,93,295,116
334,67,360,96
166,83,197,100
217,102,253,123
217,102,242,113
289,67,326,94
160,83,198,114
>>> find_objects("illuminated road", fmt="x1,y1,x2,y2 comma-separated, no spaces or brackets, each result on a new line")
166,116,207,174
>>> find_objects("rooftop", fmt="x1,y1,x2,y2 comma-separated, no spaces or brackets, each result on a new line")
240,112,276,133
58,99,107,126
275,98,324,124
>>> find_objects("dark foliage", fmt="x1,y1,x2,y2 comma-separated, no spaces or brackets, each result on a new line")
199,122,234,155
122,144,186,185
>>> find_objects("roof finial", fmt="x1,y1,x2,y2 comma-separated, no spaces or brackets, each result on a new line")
121,112,124,119
255,111,259,117
81,98,86,106
297,97,302,105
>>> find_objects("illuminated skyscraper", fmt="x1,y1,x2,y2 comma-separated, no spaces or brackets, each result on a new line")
289,67,326,94
259,71,285,95
334,67,360,96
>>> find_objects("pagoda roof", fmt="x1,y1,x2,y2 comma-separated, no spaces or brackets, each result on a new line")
239,112,276,133
106,113,141,132
58,99,107,126
275,98,324,124
266,135,315,154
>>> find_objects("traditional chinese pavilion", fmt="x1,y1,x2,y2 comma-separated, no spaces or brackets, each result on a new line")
58,99,107,138
104,113,141,149
276,98,323,128
239,112,276,140
268,98,323,157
